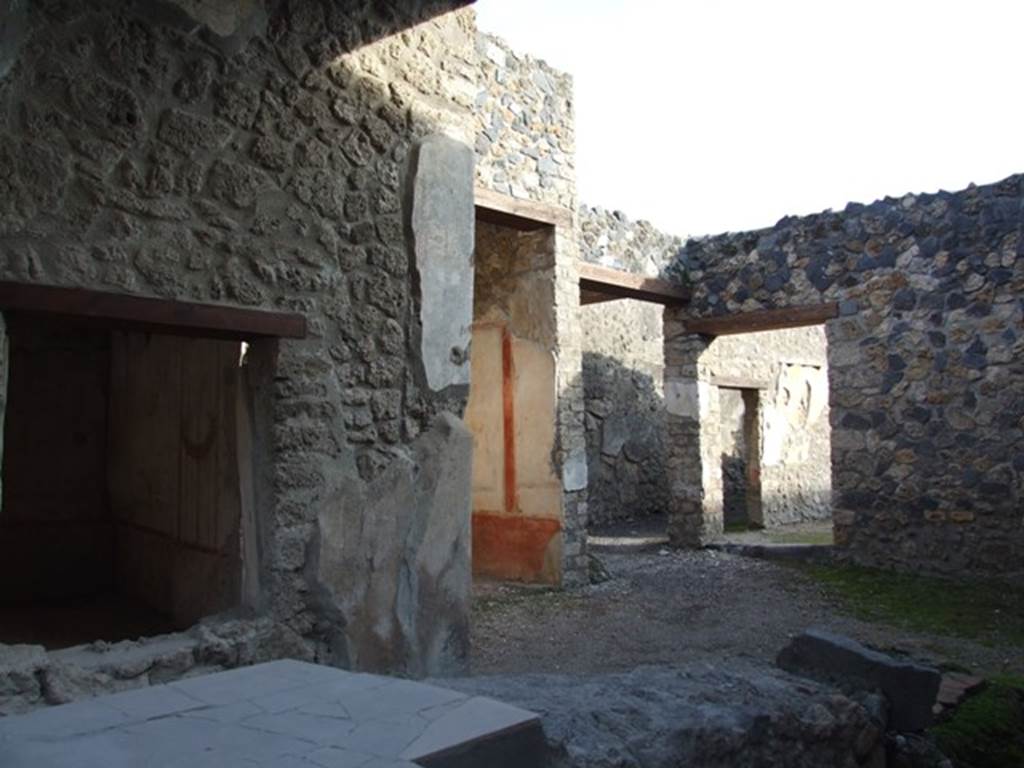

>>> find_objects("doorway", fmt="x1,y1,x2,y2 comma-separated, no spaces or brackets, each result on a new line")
719,386,763,530
0,318,248,648
465,217,563,584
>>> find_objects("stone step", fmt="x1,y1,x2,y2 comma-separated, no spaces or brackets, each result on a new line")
933,672,986,719
0,660,544,768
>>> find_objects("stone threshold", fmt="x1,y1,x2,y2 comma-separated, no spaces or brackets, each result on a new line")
0,660,543,768
0,617,313,716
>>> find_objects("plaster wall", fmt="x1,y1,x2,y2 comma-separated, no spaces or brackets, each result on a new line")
468,221,561,583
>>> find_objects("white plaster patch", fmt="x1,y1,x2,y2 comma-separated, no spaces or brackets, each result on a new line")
664,379,707,419
411,135,475,392
562,449,588,491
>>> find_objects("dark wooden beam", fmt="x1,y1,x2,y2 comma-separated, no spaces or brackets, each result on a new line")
580,288,621,306
577,262,690,306
474,186,571,231
0,281,307,340
683,302,838,336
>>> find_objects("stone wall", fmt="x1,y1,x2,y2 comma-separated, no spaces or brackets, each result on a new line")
0,0,478,695
473,33,574,210
702,327,831,527
665,175,1024,578
473,30,589,583
578,207,681,524
578,207,831,528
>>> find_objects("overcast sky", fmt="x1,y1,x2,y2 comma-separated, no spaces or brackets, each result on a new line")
474,0,1023,238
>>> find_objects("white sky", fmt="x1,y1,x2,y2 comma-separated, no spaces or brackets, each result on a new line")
474,0,1024,237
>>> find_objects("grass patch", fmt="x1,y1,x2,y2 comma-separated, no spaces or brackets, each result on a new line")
932,676,1024,768
796,563,1024,647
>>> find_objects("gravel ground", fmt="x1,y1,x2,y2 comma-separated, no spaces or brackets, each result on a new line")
468,518,1021,679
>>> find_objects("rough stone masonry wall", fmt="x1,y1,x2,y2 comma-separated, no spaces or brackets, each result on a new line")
665,175,1024,578
578,207,681,524
578,207,831,528
473,31,590,583
0,0,479,706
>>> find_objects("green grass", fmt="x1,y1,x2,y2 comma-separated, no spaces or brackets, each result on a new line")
796,563,1024,648
932,676,1024,768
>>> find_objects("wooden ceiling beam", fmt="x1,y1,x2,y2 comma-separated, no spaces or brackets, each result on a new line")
474,187,571,230
577,262,690,306
0,281,307,340
682,302,838,336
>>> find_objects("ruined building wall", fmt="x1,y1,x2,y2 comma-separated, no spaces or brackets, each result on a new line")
0,0,480,711
578,207,831,528
473,32,590,583
578,208,679,525
665,176,1024,578
473,33,574,209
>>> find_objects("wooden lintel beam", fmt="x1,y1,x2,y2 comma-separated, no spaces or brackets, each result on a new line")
683,302,838,337
579,289,623,306
710,375,771,390
577,261,690,306
0,281,307,340
474,186,571,230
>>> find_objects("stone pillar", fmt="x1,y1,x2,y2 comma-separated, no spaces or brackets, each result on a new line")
552,223,589,586
663,310,722,546
824,315,873,555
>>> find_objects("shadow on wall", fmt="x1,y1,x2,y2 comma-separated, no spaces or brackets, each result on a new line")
584,349,833,534
582,351,670,527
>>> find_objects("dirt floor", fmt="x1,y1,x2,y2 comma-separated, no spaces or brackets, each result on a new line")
470,515,1022,679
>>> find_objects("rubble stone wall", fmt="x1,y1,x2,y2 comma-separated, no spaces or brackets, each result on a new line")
473,33,574,210
0,0,477,702
578,207,831,528
665,175,1024,578
578,207,680,524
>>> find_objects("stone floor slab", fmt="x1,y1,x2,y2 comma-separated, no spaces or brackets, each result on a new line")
0,660,542,768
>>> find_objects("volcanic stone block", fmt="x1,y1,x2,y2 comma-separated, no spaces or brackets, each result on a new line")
777,629,941,731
